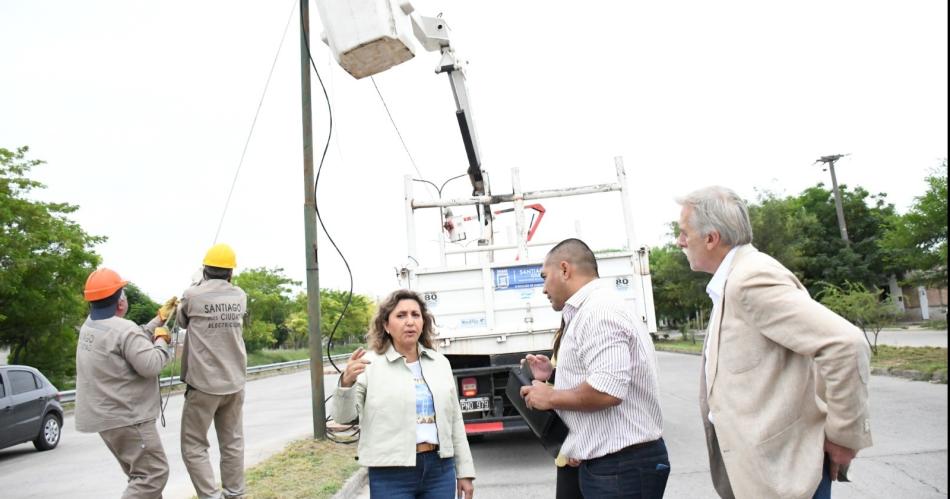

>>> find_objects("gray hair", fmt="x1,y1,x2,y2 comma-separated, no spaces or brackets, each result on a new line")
675,186,753,246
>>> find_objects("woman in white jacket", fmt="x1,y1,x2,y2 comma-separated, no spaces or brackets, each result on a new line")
333,289,476,499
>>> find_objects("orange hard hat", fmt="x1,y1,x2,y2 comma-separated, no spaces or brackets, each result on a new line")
83,268,128,302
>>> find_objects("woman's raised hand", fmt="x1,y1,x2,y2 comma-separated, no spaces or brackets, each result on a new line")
341,348,371,387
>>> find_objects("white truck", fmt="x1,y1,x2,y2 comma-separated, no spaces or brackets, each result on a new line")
316,0,657,435
399,161,657,435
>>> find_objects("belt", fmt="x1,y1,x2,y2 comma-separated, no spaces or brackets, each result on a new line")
416,442,439,453
617,438,661,454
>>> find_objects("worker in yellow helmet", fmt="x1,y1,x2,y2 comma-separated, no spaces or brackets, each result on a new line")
75,267,179,499
177,243,249,499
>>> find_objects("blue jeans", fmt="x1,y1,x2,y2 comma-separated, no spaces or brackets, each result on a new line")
368,452,456,499
578,438,671,499
811,455,833,499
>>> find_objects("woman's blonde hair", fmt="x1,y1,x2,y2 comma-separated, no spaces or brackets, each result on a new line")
366,289,436,354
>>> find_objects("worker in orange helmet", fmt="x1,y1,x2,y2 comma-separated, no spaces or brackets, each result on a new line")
177,243,249,499
75,267,179,499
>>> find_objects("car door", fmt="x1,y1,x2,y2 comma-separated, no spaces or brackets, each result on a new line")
7,369,45,445
0,370,17,448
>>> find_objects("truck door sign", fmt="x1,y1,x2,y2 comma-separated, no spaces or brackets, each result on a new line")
494,265,544,290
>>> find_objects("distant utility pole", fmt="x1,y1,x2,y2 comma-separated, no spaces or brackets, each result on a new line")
814,154,851,246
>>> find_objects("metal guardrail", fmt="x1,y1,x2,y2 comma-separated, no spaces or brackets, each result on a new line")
58,353,350,404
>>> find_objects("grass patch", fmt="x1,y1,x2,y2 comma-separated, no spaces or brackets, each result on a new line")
870,345,948,380
245,345,360,367
327,343,362,357
244,438,360,499
654,339,947,383
920,318,948,330
247,348,311,366
653,339,703,355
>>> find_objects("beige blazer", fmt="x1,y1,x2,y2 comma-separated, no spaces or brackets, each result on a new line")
700,246,873,499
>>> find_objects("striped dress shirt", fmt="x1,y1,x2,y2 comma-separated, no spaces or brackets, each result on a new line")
553,279,664,460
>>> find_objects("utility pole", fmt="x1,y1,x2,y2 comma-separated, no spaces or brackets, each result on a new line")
814,154,851,246
300,0,327,440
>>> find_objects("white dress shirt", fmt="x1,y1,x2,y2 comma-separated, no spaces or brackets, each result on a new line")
704,244,745,424
553,280,663,460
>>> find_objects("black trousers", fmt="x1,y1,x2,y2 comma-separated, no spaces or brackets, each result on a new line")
556,464,583,499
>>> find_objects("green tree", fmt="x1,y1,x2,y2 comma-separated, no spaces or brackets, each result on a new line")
747,189,820,280
649,243,708,332
0,147,103,386
881,161,948,286
818,282,902,354
289,289,376,349
321,289,375,346
284,310,309,349
791,184,896,294
124,282,160,325
654,183,897,332
232,267,300,352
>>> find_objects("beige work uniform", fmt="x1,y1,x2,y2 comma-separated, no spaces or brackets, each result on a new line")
176,279,248,499
75,316,172,499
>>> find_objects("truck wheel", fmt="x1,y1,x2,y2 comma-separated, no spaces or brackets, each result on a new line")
33,413,61,451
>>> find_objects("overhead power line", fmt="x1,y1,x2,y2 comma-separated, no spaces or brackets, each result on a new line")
370,76,434,193
213,0,298,244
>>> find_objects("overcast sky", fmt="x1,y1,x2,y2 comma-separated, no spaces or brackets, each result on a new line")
1,0,947,302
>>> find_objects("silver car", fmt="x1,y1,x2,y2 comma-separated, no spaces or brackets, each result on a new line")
0,365,64,451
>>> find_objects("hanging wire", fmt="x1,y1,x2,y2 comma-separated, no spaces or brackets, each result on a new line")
299,0,353,377
163,0,298,426
370,77,424,180
212,0,298,244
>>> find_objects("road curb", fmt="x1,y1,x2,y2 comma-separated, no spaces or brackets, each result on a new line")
871,366,948,383
331,467,367,499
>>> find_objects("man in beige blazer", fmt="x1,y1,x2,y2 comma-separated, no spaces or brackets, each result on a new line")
676,186,873,499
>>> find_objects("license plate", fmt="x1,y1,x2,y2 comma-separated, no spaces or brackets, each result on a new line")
459,397,490,413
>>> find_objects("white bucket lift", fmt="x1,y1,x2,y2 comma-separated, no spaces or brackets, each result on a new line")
314,0,417,79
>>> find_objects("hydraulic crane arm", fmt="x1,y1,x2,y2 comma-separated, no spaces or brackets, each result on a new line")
409,12,486,197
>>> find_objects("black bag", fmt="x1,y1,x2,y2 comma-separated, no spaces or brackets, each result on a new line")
505,364,569,458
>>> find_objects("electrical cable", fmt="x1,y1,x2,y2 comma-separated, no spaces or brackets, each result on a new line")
158,0,297,428
212,0,298,245
300,0,352,379
157,313,179,428
323,394,360,444
412,172,467,197
299,2,363,445
371,77,433,193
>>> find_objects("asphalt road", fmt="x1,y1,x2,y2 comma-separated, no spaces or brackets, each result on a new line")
359,352,948,499
0,371,340,499
1,352,946,498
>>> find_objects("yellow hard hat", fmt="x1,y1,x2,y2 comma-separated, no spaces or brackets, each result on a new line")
203,243,237,269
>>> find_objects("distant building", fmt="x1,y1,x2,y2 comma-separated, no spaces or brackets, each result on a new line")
901,285,948,321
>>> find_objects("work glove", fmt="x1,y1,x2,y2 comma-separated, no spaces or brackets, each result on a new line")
157,296,179,321
153,326,171,345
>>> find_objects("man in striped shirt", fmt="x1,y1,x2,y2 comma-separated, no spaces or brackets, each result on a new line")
522,238,670,499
